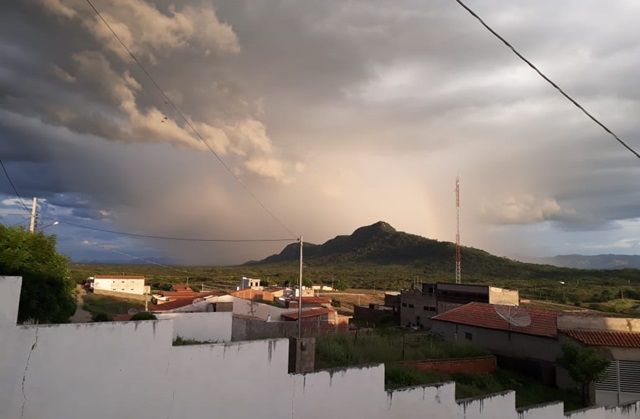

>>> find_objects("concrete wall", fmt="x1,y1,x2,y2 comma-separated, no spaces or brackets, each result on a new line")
93,277,147,295
489,287,520,306
232,296,293,320
559,315,640,333
2,276,640,419
232,316,347,341
93,288,149,301
432,320,562,363
400,290,436,327
155,312,232,342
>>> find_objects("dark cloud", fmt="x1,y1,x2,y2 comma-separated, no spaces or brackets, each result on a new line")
1,0,639,263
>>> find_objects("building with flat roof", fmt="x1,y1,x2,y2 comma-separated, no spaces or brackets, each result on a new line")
92,275,150,297
400,282,519,328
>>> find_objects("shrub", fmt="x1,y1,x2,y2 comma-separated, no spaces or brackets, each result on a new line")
92,312,112,322
130,312,157,321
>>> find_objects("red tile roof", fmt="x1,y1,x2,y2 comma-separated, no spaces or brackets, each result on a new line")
282,308,331,321
563,329,640,348
432,302,558,338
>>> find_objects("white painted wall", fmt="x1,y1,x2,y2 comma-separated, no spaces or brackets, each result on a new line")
155,312,232,342
93,277,147,295
231,296,316,320
1,276,640,419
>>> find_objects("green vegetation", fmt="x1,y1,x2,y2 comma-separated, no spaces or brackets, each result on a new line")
91,312,113,322
82,293,144,318
68,221,640,315
173,336,217,345
557,343,609,405
130,312,157,321
315,330,488,369
316,329,585,410
385,365,584,410
0,225,75,323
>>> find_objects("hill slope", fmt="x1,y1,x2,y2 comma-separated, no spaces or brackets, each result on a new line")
249,221,640,283
535,254,640,270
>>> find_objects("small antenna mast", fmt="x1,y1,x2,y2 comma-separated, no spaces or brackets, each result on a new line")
455,177,461,284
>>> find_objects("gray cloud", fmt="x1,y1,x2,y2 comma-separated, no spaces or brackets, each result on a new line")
1,0,639,263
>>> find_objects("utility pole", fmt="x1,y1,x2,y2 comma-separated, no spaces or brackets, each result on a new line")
298,235,303,339
455,177,461,284
29,197,38,233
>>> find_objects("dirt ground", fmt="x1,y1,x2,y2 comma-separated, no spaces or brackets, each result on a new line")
69,285,92,323
318,289,386,315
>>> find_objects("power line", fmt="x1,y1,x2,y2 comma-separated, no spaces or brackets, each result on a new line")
0,159,31,213
453,0,640,160
39,215,295,242
83,0,297,236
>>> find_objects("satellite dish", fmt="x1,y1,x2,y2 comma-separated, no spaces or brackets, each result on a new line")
495,304,531,328
127,308,139,315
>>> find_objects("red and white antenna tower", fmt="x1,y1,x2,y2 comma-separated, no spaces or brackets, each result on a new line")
455,176,461,284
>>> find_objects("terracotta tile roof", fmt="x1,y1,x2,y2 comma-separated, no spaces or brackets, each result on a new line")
282,307,331,321
94,275,145,280
563,329,640,348
432,302,558,338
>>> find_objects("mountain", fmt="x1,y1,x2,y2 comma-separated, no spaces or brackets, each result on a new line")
533,254,640,270
247,221,640,284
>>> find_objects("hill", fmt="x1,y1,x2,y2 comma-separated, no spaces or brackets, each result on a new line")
532,254,640,270
248,221,640,285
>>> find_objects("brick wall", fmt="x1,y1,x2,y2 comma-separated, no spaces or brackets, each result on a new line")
399,355,496,374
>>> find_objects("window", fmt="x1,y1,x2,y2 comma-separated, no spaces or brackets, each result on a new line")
465,332,473,341
402,303,407,307
408,304,414,308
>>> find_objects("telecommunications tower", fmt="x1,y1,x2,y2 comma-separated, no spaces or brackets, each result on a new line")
455,177,461,284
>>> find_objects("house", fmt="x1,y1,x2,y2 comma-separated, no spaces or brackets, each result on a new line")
400,283,519,328
149,292,233,313
92,275,151,297
239,277,262,290
352,291,401,325
282,307,332,322
558,314,640,406
287,296,332,309
431,302,560,384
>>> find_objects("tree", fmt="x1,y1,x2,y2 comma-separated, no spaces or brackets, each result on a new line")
0,225,75,323
557,343,609,405
302,277,313,288
334,279,347,290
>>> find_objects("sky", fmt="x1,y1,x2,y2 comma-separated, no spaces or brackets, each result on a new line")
1,0,639,265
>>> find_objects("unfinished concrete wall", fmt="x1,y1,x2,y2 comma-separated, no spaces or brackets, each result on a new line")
156,312,232,342
1,276,640,419
559,315,640,333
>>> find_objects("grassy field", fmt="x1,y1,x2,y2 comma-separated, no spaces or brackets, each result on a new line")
315,329,584,410
315,329,488,369
82,293,145,318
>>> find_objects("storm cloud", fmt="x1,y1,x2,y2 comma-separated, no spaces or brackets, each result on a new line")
1,0,639,263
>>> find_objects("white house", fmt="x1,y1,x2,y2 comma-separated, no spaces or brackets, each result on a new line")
239,276,262,290
93,275,150,296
